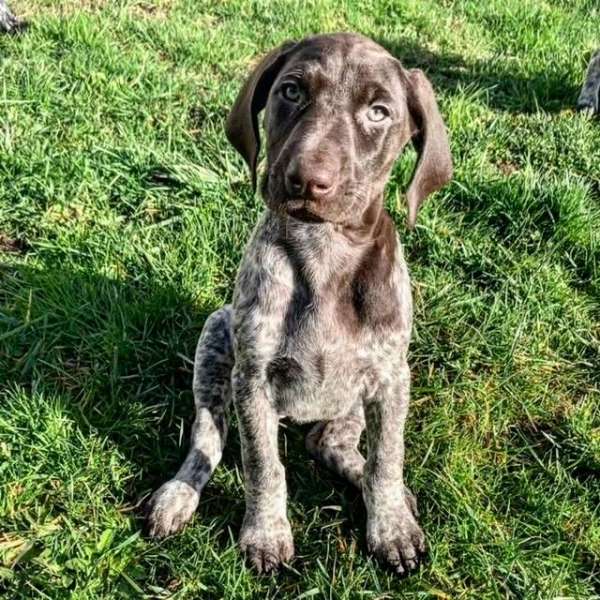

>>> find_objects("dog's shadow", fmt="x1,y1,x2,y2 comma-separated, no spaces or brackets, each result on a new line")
0,260,228,522
0,257,370,558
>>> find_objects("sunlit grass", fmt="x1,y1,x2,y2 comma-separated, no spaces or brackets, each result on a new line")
0,1,599,597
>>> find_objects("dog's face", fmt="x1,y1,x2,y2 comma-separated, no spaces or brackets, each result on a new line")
226,33,452,228
263,36,412,225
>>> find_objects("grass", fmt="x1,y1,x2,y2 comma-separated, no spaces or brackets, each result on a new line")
0,0,599,597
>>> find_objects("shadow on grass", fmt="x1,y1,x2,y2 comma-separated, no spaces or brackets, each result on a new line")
377,36,580,113
0,259,373,565
493,418,600,588
0,261,223,513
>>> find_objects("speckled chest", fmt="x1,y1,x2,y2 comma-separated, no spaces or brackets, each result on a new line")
268,287,375,422
232,213,411,423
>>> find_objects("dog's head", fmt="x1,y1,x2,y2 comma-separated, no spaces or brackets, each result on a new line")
226,33,452,228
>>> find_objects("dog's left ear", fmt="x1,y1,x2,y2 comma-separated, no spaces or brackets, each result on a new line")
226,41,297,189
403,68,453,228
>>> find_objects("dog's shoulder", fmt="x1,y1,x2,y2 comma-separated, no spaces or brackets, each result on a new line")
233,211,295,314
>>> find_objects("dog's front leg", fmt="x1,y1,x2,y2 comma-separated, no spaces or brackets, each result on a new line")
363,364,425,575
233,366,293,573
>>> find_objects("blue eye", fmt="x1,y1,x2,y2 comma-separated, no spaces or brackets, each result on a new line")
281,82,305,103
367,105,390,122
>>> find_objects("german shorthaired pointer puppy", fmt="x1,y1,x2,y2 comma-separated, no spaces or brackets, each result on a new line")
578,49,600,115
146,33,452,575
0,0,20,33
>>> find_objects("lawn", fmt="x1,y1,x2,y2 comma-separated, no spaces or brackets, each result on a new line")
0,0,599,598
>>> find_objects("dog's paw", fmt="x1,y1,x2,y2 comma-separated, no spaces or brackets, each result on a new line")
577,90,599,116
239,516,294,574
367,510,426,575
145,479,200,538
577,100,599,116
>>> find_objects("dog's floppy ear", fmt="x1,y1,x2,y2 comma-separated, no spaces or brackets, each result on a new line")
226,42,297,189
403,68,453,228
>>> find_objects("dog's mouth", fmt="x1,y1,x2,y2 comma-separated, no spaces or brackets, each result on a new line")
280,198,326,223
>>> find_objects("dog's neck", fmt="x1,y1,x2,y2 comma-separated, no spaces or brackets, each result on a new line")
269,195,397,293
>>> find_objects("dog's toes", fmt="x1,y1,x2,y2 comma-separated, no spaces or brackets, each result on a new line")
245,541,294,574
373,536,425,576
412,527,427,555
239,521,294,574
0,12,22,34
577,102,596,115
367,512,426,576
245,546,283,574
577,93,599,116
145,480,200,538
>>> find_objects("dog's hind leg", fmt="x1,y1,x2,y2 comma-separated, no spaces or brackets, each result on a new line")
306,409,366,489
146,306,234,538
306,406,418,515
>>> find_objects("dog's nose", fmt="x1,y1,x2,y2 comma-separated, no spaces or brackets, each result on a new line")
285,162,337,201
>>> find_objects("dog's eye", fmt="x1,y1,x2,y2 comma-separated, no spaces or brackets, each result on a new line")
281,82,304,103
366,105,390,122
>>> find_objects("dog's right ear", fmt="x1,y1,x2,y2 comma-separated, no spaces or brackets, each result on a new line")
226,42,297,189
402,68,453,229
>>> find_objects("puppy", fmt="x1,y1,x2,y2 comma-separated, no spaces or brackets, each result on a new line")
147,33,452,575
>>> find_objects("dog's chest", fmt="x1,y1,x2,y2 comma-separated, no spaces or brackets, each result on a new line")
233,214,409,423
266,288,373,422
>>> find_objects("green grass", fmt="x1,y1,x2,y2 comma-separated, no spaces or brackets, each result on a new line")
0,0,599,597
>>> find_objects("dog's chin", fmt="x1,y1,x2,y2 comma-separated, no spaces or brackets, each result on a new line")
283,199,326,223
266,196,327,223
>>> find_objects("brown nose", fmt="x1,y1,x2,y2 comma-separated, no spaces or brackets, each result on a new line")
284,159,338,202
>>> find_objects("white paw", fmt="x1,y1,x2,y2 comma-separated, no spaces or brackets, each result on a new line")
239,515,294,573
145,480,200,538
367,509,426,575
